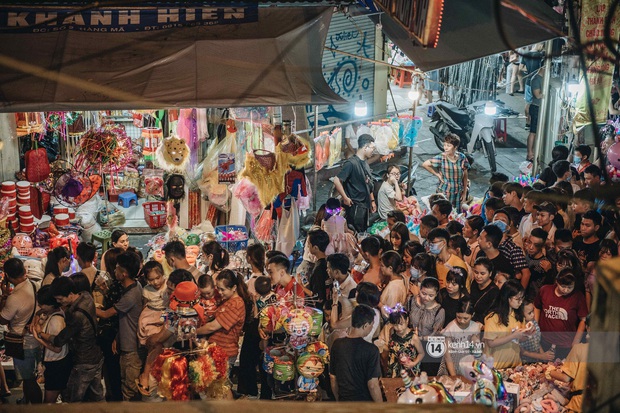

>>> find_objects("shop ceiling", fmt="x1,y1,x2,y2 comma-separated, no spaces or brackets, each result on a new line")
0,1,562,112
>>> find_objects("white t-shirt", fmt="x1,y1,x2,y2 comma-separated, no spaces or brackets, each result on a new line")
0,280,39,349
143,282,168,310
345,125,359,149
43,311,69,362
377,181,397,220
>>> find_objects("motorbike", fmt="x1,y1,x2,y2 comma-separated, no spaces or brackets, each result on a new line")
429,100,514,173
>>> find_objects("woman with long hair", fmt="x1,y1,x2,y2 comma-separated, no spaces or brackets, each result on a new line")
201,240,230,276
439,266,469,327
377,165,404,220
197,269,251,374
408,252,437,296
379,251,408,319
245,243,266,295
42,246,71,286
390,222,411,257
100,229,129,274
483,279,528,369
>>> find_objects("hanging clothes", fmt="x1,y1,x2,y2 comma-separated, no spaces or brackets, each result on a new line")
275,199,299,257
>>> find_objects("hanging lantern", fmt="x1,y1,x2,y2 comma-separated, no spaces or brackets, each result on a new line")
142,127,163,161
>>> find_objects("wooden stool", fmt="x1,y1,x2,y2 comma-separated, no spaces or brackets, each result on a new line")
92,229,112,253
495,118,508,143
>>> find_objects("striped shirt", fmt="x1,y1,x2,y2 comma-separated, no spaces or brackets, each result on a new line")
499,238,528,272
210,296,246,357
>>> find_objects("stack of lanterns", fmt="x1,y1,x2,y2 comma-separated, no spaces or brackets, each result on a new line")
1,181,17,230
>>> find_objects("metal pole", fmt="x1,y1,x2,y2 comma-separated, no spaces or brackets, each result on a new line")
533,41,554,173
406,80,418,196
313,105,319,211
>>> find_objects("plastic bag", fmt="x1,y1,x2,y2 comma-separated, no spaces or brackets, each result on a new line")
254,207,274,242
371,124,394,155
327,128,342,167
314,132,330,171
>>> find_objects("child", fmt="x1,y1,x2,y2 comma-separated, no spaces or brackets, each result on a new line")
520,300,554,363
322,197,357,260
494,272,509,290
138,261,168,346
407,277,444,376
483,280,531,369
441,298,482,376
76,242,98,287
379,251,408,319
318,300,333,344
408,252,437,297
31,285,71,403
198,273,221,321
255,275,278,314
380,305,424,378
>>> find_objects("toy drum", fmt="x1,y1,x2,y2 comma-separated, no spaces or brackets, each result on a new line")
54,206,68,215
18,205,31,214
16,181,30,193
273,355,295,382
309,308,324,337
1,181,15,192
55,213,70,227
68,208,76,220
20,223,34,233
20,216,34,225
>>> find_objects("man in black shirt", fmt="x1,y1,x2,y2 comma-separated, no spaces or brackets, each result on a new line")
476,224,515,277
330,305,382,402
572,210,602,269
333,134,377,232
525,228,553,297
305,230,330,307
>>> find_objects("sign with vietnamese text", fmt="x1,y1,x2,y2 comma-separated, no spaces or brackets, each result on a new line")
0,6,258,33
574,0,619,127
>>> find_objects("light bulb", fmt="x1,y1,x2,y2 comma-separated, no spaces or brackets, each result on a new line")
484,101,497,116
354,96,367,117
408,89,420,101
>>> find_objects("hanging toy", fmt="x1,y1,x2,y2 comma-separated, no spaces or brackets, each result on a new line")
403,116,423,147
156,136,190,173
168,281,206,345
296,352,325,393
281,308,312,350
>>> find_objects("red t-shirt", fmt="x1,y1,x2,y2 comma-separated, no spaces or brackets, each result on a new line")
275,278,305,300
210,295,246,357
534,285,588,348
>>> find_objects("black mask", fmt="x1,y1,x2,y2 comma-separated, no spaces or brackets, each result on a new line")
166,174,185,201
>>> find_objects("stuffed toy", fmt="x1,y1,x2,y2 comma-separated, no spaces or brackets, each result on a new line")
156,136,190,173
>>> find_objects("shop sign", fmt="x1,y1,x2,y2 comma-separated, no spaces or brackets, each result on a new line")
0,6,258,33
574,0,619,127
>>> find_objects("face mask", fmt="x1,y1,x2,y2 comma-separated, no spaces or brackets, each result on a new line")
410,267,420,280
574,155,581,164
429,242,443,255
492,220,508,233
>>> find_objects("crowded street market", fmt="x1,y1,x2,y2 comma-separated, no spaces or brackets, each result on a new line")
0,1,618,413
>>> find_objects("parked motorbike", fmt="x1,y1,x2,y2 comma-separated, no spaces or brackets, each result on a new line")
430,100,515,173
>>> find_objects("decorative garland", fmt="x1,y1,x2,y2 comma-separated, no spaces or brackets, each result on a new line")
74,124,132,175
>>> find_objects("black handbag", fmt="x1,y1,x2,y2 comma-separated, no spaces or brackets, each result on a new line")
3,281,37,360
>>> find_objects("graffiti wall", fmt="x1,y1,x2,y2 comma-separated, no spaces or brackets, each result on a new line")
306,12,376,130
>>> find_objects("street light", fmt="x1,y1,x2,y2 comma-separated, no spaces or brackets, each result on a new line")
408,84,420,101
484,101,497,116
354,95,368,117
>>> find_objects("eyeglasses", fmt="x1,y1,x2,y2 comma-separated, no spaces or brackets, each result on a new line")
390,172,401,176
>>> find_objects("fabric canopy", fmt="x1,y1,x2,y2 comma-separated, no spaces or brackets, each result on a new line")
374,0,563,71
0,6,346,111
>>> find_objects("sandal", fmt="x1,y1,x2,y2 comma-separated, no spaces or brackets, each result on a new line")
0,390,10,398
135,378,151,396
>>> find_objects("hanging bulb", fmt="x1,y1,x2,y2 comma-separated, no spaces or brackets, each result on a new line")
354,95,368,117
484,101,497,116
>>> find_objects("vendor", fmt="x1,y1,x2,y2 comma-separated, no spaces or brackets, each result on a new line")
100,230,129,274
196,269,250,372
377,166,404,220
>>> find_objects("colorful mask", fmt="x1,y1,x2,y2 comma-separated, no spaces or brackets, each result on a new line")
156,135,190,172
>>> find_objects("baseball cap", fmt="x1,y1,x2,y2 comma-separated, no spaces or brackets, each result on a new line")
533,201,557,215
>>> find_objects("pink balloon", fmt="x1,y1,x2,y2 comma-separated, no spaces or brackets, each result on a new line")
607,142,620,169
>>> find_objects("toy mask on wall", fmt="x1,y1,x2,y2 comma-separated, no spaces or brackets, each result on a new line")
156,135,190,173
166,174,186,201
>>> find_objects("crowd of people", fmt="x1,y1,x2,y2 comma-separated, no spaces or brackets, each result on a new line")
0,131,613,410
